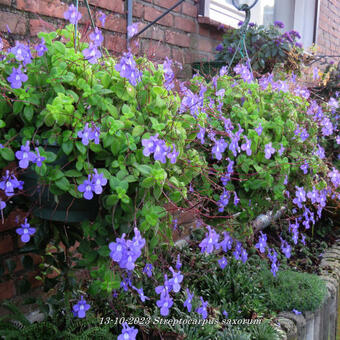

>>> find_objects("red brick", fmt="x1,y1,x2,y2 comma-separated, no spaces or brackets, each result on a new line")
105,15,126,33
0,280,15,300
105,33,126,53
133,2,144,18
0,235,13,255
174,16,196,33
210,29,224,41
89,0,124,14
165,31,190,47
0,209,26,233
142,40,171,61
16,0,67,20
144,7,173,27
139,23,164,40
0,0,11,5
153,0,181,12
199,26,210,38
0,12,27,35
182,2,197,17
26,271,43,289
30,18,56,36
198,38,215,53
172,47,191,64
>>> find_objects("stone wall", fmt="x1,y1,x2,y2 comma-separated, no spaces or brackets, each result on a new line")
274,239,340,340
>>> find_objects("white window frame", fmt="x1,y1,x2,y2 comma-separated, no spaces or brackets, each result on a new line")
200,0,319,48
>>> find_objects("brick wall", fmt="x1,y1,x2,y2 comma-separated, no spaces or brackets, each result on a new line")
317,0,340,55
0,0,224,73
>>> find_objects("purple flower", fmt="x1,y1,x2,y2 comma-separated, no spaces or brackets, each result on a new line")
176,254,182,270
115,51,142,86
255,232,267,253
16,218,36,243
77,123,100,145
15,141,36,169
292,186,306,208
0,199,6,211
142,134,159,156
218,232,233,252
162,57,175,90
89,28,104,47
0,38,3,51
314,144,325,159
143,263,153,277
274,21,285,29
218,189,230,212
218,256,228,269
255,124,263,136
132,286,150,302
292,309,301,315
64,4,82,25
184,289,194,312
154,140,169,164
197,126,205,144
78,175,95,200
0,170,22,197
118,322,138,340
278,144,285,156
212,138,228,160
313,67,320,81
321,117,333,136
267,248,279,276
234,191,240,206
33,148,45,167
9,42,32,65
127,23,139,38
264,143,275,159
82,43,101,64
92,169,107,194
7,66,28,89
223,310,228,318
300,162,309,174
241,136,252,156
167,145,179,164
216,44,223,52
196,297,208,319
328,97,339,109
328,168,340,188
199,225,220,254
157,293,173,316
168,266,183,293
98,11,106,26
35,38,48,57
281,239,291,259
72,296,90,318
234,63,253,83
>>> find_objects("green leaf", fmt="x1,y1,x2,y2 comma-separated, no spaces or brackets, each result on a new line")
75,141,87,155
13,101,24,115
23,106,34,121
132,125,144,137
133,163,152,176
64,169,82,177
61,141,73,155
0,148,15,161
55,177,70,191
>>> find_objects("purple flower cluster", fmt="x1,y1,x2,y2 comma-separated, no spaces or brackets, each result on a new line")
180,85,206,118
115,51,142,86
16,218,36,243
199,225,220,254
127,23,139,38
9,42,32,65
264,143,275,159
15,142,45,169
212,138,228,160
184,288,194,312
0,170,23,196
77,123,100,145
233,241,248,263
109,227,145,271
234,63,253,83
280,238,291,259
218,189,230,212
255,232,267,253
292,186,306,209
196,296,208,319
142,135,178,164
78,169,107,200
35,38,48,57
7,66,28,89
162,57,175,90
267,248,279,276
64,4,82,25
328,168,340,188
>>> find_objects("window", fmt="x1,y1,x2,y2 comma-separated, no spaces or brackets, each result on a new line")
199,0,319,48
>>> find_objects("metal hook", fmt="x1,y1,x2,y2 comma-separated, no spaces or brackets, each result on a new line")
231,0,259,34
231,0,259,11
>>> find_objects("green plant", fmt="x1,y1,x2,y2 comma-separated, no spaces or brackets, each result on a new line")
216,22,304,75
